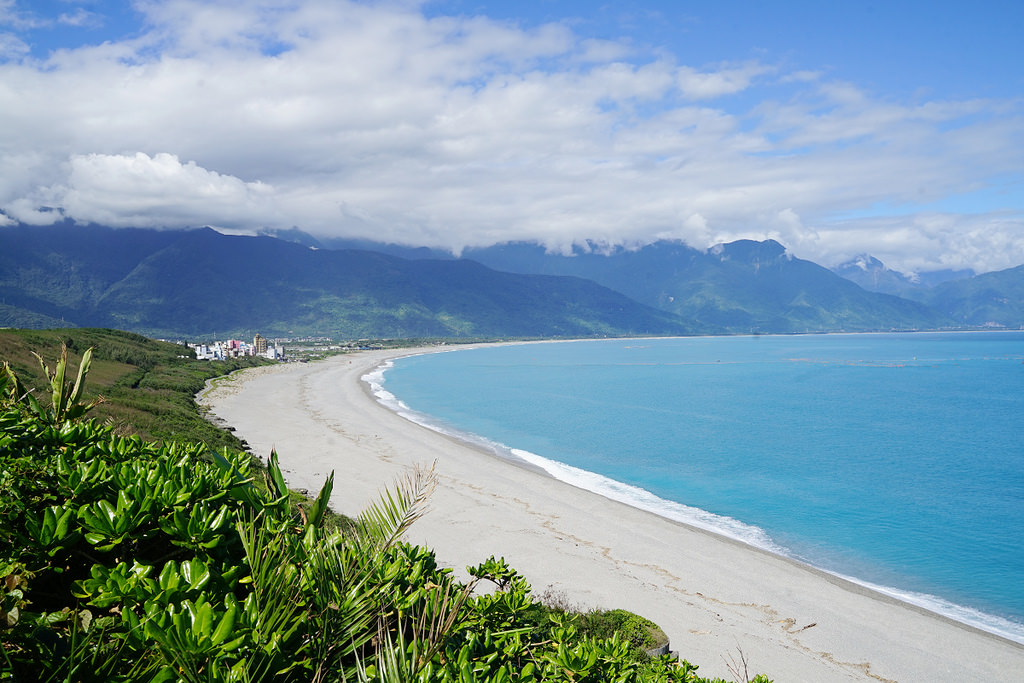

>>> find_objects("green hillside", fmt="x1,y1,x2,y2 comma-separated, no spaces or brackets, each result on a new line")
463,239,951,333
0,302,76,330
907,264,1024,328
0,327,266,449
1,224,697,339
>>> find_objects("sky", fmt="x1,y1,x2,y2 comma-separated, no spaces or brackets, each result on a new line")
1,0,1023,275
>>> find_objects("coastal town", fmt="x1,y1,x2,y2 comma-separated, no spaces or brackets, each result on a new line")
188,333,285,361
185,333,391,362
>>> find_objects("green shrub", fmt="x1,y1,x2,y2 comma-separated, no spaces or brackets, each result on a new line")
578,608,669,653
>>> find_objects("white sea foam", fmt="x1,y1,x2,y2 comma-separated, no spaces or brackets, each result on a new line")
832,572,1024,644
363,356,1024,646
506,447,788,554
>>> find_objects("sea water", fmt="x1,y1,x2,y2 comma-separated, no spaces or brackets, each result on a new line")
366,332,1024,643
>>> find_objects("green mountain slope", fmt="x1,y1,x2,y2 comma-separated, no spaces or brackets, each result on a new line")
0,302,75,329
0,223,182,322
463,239,950,333
0,224,697,339
907,264,1024,328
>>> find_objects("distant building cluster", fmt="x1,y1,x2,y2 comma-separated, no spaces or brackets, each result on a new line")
190,333,284,361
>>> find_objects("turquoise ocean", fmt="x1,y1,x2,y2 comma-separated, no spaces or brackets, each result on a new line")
365,332,1024,643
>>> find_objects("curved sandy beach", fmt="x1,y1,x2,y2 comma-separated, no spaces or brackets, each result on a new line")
200,348,1024,682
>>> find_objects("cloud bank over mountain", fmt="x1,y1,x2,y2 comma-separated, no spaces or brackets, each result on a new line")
1,0,1022,274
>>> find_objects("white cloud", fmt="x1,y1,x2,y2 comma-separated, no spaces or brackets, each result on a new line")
0,0,46,30
574,37,633,64
57,8,101,28
0,30,26,59
797,211,1024,274
56,152,277,228
675,61,773,100
0,0,1021,274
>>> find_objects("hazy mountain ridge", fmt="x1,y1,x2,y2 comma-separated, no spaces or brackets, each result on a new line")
457,238,951,333
832,254,975,297
230,231,952,332
907,264,1024,327
0,223,696,339
829,253,1024,328
453,238,1023,331
4,223,1024,337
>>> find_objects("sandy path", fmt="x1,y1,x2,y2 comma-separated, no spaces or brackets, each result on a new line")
199,349,1024,682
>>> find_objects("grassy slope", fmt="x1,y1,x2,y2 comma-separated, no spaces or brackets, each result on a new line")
0,327,269,450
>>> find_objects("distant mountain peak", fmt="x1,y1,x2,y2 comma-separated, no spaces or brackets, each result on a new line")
845,254,886,272
256,227,325,249
832,254,917,295
710,238,789,264
833,254,977,291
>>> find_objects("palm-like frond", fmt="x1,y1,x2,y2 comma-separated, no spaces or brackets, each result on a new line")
405,573,474,669
347,626,422,683
349,462,436,556
303,542,377,682
236,511,307,677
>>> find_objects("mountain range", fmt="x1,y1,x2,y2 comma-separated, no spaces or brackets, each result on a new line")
458,239,948,333
2,222,1022,339
0,223,692,339
829,254,1024,327
831,254,975,297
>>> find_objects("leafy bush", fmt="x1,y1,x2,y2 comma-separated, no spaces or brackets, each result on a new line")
576,609,668,654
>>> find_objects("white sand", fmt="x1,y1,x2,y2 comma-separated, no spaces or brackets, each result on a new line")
200,348,1024,682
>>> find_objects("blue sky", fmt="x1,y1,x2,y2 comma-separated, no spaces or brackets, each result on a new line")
1,0,1022,274
434,1,1024,98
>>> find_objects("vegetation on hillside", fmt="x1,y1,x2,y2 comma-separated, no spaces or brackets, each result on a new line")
1,343,772,681
908,264,1024,327
0,328,268,450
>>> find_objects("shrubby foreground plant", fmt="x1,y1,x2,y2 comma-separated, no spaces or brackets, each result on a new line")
1,347,770,682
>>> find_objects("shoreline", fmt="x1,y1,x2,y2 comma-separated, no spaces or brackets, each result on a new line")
200,347,1024,682
363,347,1024,646
363,348,1024,646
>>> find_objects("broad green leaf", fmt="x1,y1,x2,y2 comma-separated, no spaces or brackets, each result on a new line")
150,666,177,683
83,532,108,546
211,600,238,645
267,449,289,500
97,499,116,527
306,470,335,529
181,559,210,590
192,601,214,641
207,503,230,531
159,561,181,592
53,505,75,540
